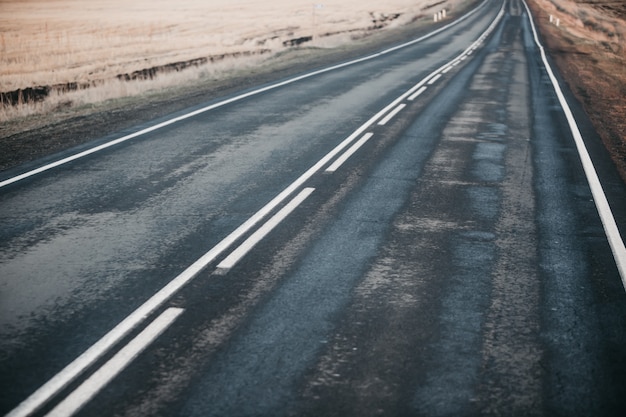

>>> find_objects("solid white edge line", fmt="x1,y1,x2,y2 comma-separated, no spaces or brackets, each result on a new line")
326,133,375,172
5,4,505,417
522,0,626,289
216,187,315,272
378,104,407,126
45,308,184,417
0,0,490,190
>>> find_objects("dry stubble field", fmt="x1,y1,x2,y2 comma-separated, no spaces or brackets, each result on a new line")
0,0,462,119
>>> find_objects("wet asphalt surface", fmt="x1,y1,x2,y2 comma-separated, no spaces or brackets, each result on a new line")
2,1,626,416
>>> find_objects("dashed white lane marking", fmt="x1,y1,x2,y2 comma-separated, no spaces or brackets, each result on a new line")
45,308,184,417
378,104,407,126
427,73,443,85
408,86,428,101
523,0,626,289
215,188,315,272
326,133,375,172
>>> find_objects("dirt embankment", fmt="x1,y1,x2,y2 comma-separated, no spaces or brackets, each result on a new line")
527,0,626,182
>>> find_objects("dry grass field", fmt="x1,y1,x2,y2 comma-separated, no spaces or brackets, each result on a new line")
0,0,463,120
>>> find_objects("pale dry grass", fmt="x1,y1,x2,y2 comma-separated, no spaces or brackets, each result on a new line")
0,53,267,121
0,0,457,90
0,0,464,121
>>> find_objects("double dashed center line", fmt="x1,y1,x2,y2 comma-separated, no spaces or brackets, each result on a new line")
215,187,316,273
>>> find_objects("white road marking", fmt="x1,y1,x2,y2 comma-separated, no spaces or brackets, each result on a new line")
427,74,443,85
523,0,626,289
216,188,315,272
45,308,184,417
408,86,428,101
378,104,407,126
5,3,503,416
326,133,375,172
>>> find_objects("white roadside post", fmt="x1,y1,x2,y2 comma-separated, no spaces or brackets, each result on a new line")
313,4,324,42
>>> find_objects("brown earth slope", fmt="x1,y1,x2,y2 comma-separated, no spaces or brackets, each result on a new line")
528,0,626,181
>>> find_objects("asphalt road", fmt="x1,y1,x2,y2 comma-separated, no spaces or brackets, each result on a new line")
2,0,626,416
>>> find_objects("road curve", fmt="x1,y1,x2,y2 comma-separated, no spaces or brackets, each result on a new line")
2,0,626,416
